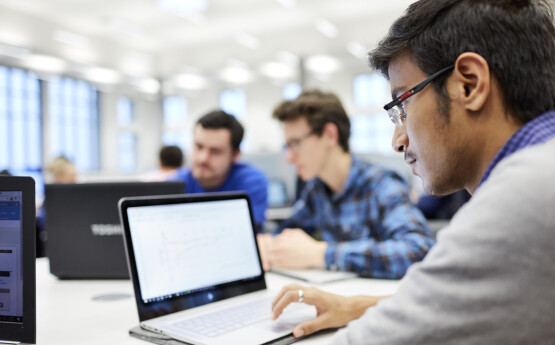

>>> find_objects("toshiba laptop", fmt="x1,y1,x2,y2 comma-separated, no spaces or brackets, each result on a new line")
0,176,36,344
45,181,184,279
119,192,316,345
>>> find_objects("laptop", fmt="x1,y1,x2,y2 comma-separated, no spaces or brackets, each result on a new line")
45,181,185,279
119,192,316,345
271,268,357,284
0,176,36,344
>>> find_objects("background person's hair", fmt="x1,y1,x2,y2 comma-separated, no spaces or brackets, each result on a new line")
196,110,244,151
159,145,184,168
273,89,351,152
369,0,555,124
47,156,74,179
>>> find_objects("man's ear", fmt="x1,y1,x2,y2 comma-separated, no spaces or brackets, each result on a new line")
322,122,339,145
452,52,491,112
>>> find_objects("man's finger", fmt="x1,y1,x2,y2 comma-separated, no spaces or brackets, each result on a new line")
271,285,304,319
292,315,330,338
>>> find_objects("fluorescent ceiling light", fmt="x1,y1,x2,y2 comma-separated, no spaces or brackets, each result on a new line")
235,33,260,50
305,55,341,74
315,18,338,38
61,46,95,64
52,30,89,48
0,43,30,59
83,67,122,84
260,61,295,80
134,78,161,94
173,73,208,90
219,66,253,84
24,54,67,73
0,30,30,47
347,41,368,59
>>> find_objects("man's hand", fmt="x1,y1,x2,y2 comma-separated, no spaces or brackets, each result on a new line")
256,233,275,271
271,228,327,269
271,284,387,338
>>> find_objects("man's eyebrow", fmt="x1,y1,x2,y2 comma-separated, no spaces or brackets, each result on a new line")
391,86,408,99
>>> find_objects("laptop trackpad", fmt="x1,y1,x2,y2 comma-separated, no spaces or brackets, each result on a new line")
255,304,317,333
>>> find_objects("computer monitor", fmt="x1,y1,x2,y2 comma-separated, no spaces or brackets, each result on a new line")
0,176,36,344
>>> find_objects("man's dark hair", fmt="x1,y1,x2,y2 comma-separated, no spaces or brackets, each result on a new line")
273,89,351,152
196,110,244,151
369,0,555,124
159,145,184,168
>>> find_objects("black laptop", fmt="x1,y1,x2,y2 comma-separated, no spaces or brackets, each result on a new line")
0,176,36,344
45,181,184,279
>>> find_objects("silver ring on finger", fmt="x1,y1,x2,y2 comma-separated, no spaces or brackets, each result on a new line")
298,289,304,303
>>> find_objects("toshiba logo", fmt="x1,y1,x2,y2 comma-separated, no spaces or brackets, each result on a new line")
90,224,122,236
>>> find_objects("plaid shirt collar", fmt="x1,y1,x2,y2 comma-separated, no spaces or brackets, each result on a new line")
478,110,555,189
313,155,363,202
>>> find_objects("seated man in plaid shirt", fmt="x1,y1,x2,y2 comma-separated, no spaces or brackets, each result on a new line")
257,89,434,279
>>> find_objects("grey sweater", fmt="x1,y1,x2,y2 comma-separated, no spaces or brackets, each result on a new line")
332,138,555,345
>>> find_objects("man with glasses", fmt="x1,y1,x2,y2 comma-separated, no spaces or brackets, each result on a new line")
257,89,434,279
270,0,555,343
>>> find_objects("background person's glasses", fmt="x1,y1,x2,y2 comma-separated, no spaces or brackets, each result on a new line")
283,132,315,152
383,65,454,126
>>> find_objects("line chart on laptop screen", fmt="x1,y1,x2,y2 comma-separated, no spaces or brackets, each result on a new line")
127,199,262,303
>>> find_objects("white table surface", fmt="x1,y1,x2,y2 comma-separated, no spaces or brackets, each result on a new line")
36,258,399,345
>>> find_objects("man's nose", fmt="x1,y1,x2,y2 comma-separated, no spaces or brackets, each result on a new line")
392,125,408,153
197,148,210,162
284,149,296,164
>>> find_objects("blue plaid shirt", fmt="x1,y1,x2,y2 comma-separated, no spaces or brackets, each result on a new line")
275,157,434,279
478,110,555,188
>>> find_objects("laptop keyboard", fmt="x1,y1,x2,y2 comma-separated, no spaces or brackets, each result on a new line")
173,298,272,337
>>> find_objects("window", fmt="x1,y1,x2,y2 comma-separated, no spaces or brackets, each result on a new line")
350,113,394,155
351,73,394,155
118,132,136,173
162,96,189,150
0,66,42,173
117,97,136,172
219,88,246,119
282,82,302,100
353,73,389,109
49,76,99,172
117,97,133,125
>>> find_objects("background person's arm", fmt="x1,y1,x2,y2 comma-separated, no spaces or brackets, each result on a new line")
324,173,434,279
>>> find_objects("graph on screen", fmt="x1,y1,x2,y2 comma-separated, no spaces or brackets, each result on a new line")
127,199,262,302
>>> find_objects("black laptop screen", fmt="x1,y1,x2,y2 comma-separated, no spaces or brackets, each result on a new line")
127,198,263,304
0,191,23,324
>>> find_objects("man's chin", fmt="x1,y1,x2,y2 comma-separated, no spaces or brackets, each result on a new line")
192,171,212,182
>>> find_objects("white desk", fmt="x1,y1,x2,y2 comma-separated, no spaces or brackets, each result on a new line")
36,258,399,345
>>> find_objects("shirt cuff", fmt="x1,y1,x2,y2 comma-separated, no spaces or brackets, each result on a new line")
325,243,340,271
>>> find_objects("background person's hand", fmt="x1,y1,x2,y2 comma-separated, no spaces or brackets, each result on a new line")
271,228,327,269
256,233,275,271
271,283,387,338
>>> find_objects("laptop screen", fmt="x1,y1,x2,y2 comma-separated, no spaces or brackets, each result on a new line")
0,177,35,344
0,191,23,323
127,198,262,304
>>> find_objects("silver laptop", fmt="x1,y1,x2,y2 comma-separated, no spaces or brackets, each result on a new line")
119,192,315,345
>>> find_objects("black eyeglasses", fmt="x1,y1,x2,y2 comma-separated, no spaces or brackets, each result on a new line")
383,65,454,126
283,131,315,152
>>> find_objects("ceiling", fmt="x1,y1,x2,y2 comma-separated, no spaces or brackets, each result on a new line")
0,0,415,90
